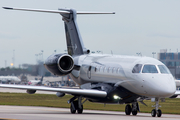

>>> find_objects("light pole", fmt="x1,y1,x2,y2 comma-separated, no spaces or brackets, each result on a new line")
41,50,44,61
35,54,38,64
13,50,15,67
136,52,142,56
5,60,7,68
97,50,103,54
152,52,156,58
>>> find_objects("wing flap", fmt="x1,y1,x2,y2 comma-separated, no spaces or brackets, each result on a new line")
0,84,107,98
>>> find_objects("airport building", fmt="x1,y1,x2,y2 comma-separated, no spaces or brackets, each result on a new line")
158,49,180,79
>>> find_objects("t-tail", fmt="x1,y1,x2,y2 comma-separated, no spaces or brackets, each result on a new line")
3,7,115,56
59,8,88,56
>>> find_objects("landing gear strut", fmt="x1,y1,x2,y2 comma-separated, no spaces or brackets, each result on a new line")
68,96,86,114
132,102,138,116
151,98,162,117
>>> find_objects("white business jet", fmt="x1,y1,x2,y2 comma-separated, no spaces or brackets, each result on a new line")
1,7,180,117
0,76,21,84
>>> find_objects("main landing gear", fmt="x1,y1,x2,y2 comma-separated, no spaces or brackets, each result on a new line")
151,98,162,117
68,96,87,114
125,102,139,116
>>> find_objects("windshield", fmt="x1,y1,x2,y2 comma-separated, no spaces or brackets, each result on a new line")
158,65,171,74
132,64,142,73
142,65,158,73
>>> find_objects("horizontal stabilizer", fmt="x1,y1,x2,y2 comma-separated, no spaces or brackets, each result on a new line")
3,7,115,14
0,84,107,98
3,7,70,14
76,11,115,14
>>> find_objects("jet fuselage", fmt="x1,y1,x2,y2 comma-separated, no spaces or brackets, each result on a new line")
70,54,176,98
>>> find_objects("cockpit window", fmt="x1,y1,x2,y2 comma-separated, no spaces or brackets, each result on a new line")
132,64,142,73
142,65,158,73
158,65,170,74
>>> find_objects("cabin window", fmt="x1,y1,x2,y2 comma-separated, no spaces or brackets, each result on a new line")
95,67,97,72
112,67,116,73
116,68,120,73
132,64,142,73
103,67,107,72
108,67,112,73
158,65,170,74
97,66,100,72
142,65,158,73
100,66,103,72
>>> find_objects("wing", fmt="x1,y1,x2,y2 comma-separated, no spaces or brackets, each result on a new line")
0,84,107,98
175,90,180,95
169,90,180,98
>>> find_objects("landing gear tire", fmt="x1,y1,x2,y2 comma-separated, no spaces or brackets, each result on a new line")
131,103,138,116
132,110,138,116
70,100,83,114
125,104,132,115
77,105,83,114
70,104,76,114
151,109,156,117
157,109,162,117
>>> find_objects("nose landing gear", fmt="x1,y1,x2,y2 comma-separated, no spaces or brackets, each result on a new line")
151,98,162,117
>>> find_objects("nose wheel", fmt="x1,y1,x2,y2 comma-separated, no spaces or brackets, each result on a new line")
151,109,156,117
151,109,162,117
151,98,162,117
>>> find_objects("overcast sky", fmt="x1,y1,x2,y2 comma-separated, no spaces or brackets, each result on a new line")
0,0,180,68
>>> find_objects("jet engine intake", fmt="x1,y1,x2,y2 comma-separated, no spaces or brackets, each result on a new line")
26,89,36,94
44,53,74,76
56,92,65,97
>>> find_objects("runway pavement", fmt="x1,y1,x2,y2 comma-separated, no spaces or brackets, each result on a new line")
0,105,180,120
0,88,180,120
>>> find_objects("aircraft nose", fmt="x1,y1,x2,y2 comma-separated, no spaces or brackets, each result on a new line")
158,85,175,97
157,77,176,97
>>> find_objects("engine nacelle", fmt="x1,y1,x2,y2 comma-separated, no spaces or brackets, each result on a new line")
169,95,178,98
44,53,74,76
26,89,36,94
56,92,65,97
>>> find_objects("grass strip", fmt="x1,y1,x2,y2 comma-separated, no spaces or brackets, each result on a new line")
0,92,180,114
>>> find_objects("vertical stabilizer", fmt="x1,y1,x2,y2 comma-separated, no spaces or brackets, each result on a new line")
60,9,88,56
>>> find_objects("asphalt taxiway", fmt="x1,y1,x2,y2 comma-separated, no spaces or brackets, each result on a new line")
0,105,180,120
